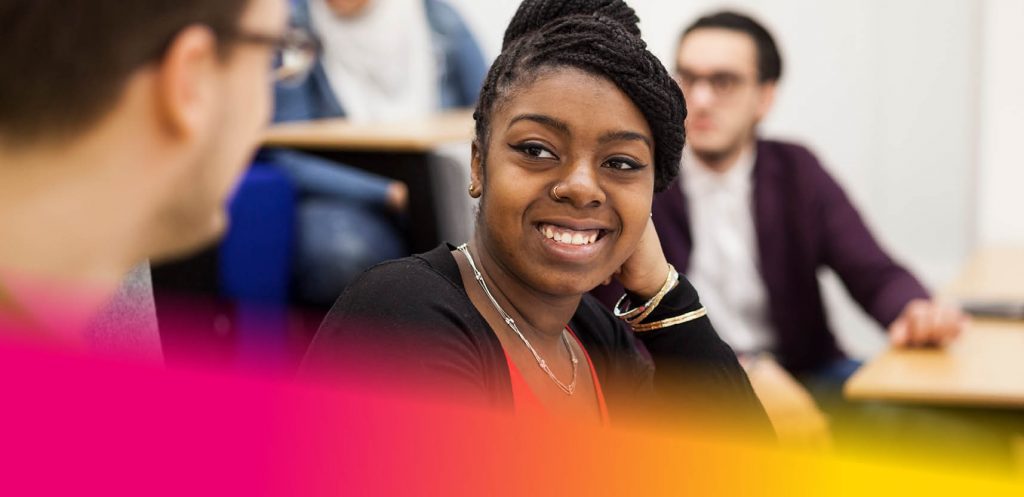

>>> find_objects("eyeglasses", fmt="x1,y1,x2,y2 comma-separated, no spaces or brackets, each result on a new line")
228,26,321,86
674,69,752,98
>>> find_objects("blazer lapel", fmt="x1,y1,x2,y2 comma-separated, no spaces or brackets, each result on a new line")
652,179,693,273
752,140,790,334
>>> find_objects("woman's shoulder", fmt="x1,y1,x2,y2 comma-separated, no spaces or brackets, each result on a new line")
304,246,510,404
352,252,456,291
334,245,465,308
318,244,483,333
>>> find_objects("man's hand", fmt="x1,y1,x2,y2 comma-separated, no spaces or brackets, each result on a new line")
888,299,968,347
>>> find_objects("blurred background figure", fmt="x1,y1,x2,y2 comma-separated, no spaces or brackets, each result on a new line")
278,0,485,123
664,11,965,390
263,0,486,306
593,10,967,447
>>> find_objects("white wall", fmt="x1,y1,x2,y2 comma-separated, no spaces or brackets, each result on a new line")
447,0,993,358
978,0,1024,246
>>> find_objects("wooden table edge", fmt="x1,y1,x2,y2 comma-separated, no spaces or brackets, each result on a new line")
844,375,1024,409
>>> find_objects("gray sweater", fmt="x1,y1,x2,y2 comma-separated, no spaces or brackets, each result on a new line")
84,262,163,363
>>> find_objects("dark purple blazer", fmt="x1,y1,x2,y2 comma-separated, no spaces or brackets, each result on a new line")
594,139,929,373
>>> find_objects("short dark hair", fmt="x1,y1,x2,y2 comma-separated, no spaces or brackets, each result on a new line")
475,0,687,192
681,11,783,83
0,0,251,145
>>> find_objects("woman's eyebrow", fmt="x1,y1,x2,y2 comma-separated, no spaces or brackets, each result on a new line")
507,113,571,135
507,114,651,149
598,130,652,149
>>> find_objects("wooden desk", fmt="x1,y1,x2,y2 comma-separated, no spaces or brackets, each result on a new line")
845,247,1024,407
263,110,474,152
261,110,475,254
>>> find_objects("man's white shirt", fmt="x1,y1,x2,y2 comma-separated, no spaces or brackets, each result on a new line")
681,146,775,354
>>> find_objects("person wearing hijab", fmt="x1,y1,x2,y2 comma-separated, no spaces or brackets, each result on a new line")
263,0,487,305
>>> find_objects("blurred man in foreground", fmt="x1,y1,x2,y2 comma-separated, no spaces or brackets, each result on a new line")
0,0,303,348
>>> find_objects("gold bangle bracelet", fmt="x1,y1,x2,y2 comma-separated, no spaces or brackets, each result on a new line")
627,266,679,325
612,293,646,321
612,263,679,323
631,307,708,333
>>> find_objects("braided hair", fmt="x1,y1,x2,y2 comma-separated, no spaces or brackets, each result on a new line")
501,0,641,50
475,0,686,192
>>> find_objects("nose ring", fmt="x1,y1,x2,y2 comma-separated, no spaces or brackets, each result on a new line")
551,184,564,200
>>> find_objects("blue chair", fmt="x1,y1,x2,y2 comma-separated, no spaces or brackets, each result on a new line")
219,162,296,366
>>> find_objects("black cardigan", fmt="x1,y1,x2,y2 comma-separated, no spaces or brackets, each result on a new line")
303,245,772,436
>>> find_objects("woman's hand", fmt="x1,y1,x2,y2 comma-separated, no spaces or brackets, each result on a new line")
610,218,671,300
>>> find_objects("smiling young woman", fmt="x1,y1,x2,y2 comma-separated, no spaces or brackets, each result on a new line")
302,0,772,437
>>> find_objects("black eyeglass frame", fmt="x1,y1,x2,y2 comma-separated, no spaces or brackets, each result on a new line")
674,69,758,99
222,25,321,84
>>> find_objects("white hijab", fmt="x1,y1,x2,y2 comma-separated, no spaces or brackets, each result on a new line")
310,0,439,123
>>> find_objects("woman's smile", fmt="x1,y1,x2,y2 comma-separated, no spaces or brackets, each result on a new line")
532,219,613,264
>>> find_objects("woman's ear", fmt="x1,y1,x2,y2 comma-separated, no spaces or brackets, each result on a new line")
469,140,484,198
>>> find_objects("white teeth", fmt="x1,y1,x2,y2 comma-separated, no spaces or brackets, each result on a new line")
540,224,601,246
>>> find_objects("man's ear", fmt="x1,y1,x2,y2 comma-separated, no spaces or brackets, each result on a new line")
469,140,484,197
154,25,220,140
754,81,777,122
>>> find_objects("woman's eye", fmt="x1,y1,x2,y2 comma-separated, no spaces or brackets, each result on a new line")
514,143,557,159
605,158,644,170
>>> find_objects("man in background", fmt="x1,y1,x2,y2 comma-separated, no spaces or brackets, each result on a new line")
0,0,299,353
596,11,966,445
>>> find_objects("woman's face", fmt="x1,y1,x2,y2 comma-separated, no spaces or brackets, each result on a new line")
473,67,655,297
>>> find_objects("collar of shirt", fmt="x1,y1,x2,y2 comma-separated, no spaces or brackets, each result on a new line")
681,145,757,198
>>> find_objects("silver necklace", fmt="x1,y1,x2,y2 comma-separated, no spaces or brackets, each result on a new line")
457,243,578,395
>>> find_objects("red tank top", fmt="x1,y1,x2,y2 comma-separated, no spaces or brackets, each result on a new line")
502,326,609,426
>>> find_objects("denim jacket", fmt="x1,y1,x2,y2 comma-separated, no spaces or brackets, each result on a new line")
273,0,487,122
264,0,486,209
